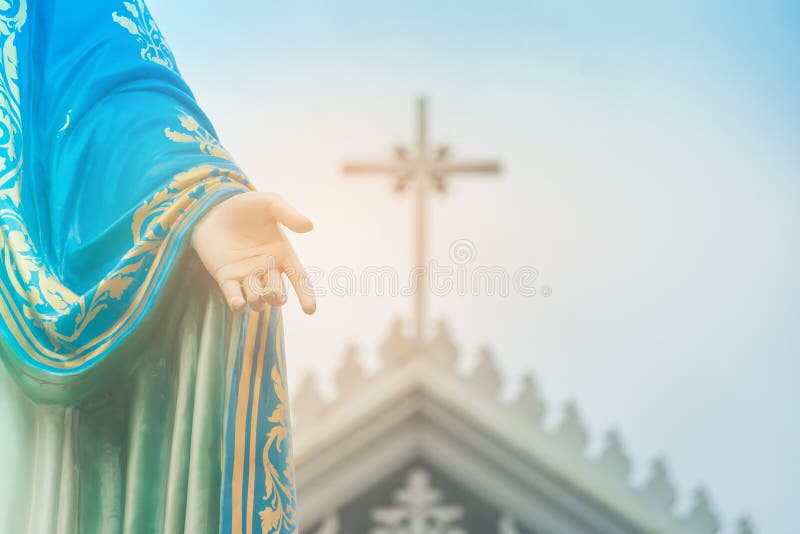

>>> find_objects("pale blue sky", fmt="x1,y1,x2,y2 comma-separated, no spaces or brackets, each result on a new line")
150,1,800,531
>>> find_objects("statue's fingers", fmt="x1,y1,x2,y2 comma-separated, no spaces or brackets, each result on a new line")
282,252,316,315
260,266,288,307
260,193,313,233
243,272,267,312
220,279,246,313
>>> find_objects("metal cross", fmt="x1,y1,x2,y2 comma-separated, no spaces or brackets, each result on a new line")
342,97,502,344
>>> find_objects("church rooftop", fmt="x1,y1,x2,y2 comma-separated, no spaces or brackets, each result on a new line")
292,318,756,534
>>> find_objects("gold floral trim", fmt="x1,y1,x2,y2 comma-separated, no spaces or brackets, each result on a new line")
165,114,233,161
0,0,26,207
0,0,86,357
259,315,297,533
112,0,176,70
0,165,251,368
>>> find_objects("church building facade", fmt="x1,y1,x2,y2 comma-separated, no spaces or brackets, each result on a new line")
291,320,755,534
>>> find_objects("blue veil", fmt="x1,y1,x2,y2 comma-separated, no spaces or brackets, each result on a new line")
1,0,248,377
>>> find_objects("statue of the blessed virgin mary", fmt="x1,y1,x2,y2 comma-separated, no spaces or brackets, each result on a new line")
0,1,314,533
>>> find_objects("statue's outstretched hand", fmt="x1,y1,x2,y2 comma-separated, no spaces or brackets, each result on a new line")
192,192,316,314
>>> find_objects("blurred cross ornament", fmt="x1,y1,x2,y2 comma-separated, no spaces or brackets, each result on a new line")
343,97,502,344
369,468,466,534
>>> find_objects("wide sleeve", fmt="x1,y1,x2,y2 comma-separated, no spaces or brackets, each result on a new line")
0,0,251,388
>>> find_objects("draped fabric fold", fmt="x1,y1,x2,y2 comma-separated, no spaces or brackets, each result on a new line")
0,0,252,390
0,1,298,532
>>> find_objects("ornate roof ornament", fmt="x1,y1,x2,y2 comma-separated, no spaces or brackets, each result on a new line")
428,320,459,370
334,343,367,397
380,317,415,368
469,346,502,397
736,516,755,534
553,401,589,455
370,468,466,534
511,373,546,424
596,429,632,482
683,488,720,533
639,458,676,512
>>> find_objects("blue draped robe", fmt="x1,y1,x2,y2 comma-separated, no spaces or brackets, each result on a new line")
0,1,298,532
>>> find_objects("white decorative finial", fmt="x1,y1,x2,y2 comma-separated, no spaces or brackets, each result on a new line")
379,318,414,368
469,346,502,396
428,319,459,370
512,373,546,424
596,429,631,482
639,458,675,512
292,372,325,426
683,487,719,533
334,344,367,396
735,515,756,534
553,401,588,454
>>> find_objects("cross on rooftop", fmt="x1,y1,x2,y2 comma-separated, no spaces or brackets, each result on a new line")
342,97,502,343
